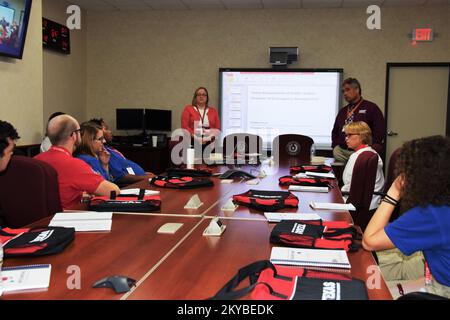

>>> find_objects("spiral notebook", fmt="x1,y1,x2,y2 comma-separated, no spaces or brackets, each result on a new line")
270,247,351,269
1,264,51,293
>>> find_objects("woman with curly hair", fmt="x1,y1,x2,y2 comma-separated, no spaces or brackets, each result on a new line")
363,135,450,298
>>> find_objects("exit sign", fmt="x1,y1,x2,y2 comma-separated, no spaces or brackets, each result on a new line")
412,27,434,42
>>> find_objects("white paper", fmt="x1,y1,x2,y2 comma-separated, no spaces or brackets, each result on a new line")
310,202,356,211
49,219,112,232
50,212,113,232
51,212,113,221
270,247,351,269
305,172,336,179
1,264,52,293
264,212,322,223
289,185,329,193
120,189,160,196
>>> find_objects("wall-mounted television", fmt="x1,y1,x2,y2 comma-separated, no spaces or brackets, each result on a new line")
0,0,32,59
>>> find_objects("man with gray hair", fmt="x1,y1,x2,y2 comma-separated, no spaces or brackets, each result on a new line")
35,114,120,209
331,78,385,163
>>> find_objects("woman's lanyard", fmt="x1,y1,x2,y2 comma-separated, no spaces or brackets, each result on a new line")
195,106,208,127
345,98,364,125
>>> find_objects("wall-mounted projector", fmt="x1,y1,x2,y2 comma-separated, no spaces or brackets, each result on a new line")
269,47,299,68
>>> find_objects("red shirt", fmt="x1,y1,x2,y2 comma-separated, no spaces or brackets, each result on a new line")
181,105,221,136
35,146,104,210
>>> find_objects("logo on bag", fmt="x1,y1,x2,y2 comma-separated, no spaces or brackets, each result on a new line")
30,230,54,243
322,282,341,300
291,223,306,235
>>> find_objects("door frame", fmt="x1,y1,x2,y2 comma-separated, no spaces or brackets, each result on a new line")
383,62,450,163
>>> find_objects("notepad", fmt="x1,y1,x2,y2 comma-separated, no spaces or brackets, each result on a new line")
264,213,322,223
289,185,329,193
49,212,113,232
1,264,51,293
120,189,160,196
310,202,356,211
270,247,351,269
305,172,336,179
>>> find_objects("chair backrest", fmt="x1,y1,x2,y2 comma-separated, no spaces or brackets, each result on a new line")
222,133,263,158
272,134,314,163
346,151,379,231
0,156,61,228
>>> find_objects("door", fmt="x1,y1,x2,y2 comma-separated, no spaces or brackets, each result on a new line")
385,64,450,167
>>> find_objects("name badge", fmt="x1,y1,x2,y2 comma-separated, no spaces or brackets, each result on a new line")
126,167,136,175
359,109,367,114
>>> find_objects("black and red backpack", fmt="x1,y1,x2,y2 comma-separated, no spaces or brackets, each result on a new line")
0,226,75,257
232,190,299,212
290,165,333,175
89,190,161,212
279,176,333,188
150,175,214,189
166,167,213,177
270,220,361,252
209,260,368,300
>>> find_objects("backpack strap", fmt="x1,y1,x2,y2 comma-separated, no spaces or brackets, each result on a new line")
208,260,291,300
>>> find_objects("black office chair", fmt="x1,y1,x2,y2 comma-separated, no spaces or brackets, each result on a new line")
222,133,263,164
397,292,449,300
272,134,314,165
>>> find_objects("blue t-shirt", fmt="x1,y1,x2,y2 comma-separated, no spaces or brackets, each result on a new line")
105,146,146,181
76,154,111,181
385,205,450,286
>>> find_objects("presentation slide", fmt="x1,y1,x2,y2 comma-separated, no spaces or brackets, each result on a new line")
220,69,342,150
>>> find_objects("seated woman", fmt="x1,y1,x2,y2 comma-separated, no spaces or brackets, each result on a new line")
181,87,220,147
341,121,385,210
363,135,450,298
75,123,114,182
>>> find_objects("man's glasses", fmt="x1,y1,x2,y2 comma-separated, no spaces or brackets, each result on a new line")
345,133,359,138
71,129,81,136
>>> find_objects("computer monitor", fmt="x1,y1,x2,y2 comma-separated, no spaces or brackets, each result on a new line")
145,109,172,131
116,109,144,130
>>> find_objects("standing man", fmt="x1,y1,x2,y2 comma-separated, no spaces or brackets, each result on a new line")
332,78,386,163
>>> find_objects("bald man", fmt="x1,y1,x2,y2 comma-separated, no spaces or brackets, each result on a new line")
35,115,120,209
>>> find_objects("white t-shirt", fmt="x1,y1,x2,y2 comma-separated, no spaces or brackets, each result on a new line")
341,146,385,210
194,107,210,136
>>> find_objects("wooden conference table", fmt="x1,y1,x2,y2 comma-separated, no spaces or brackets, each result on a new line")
2,159,392,300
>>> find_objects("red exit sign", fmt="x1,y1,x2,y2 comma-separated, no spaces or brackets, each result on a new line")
412,27,434,42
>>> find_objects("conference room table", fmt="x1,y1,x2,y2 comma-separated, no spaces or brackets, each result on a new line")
1,159,392,300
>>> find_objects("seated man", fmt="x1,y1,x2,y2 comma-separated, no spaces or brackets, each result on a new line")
35,115,120,209
89,118,153,185
0,120,20,227
0,120,19,173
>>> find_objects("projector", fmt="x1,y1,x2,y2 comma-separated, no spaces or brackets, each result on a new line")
270,47,299,68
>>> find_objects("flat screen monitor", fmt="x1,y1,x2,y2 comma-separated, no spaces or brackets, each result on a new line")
116,108,144,130
145,109,172,131
0,0,32,59
220,68,343,150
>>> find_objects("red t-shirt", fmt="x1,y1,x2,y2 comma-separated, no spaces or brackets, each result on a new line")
35,146,104,209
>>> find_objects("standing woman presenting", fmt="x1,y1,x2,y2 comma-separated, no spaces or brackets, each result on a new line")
181,87,221,146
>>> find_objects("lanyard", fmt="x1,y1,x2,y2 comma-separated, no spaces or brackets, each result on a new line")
51,146,71,157
195,106,208,126
346,99,364,122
